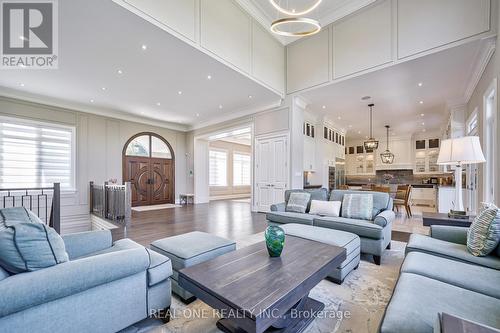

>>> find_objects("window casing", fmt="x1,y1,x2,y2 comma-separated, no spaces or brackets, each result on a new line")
0,116,76,190
209,149,227,186
233,152,251,186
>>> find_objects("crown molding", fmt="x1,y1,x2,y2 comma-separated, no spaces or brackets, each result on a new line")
464,37,496,103
189,99,283,131
0,87,189,132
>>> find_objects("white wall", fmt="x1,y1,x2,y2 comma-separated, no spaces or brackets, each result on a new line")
466,8,500,206
0,97,187,233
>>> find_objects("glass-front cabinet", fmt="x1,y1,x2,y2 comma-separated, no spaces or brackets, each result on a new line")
414,138,442,174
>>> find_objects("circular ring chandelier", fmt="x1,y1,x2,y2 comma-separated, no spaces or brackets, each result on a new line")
270,17,321,37
269,0,322,16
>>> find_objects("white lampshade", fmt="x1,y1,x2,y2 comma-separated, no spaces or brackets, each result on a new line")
437,136,486,165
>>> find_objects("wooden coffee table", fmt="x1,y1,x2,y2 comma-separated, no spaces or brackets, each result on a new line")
178,235,346,333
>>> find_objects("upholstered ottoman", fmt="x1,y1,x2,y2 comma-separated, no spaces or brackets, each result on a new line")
150,231,236,303
280,223,361,284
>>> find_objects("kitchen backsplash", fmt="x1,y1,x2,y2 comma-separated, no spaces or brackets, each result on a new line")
347,169,453,185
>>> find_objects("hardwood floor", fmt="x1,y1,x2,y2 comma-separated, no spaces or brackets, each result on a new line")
121,199,428,246
122,200,268,246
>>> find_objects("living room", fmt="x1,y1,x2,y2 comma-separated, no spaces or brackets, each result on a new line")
0,0,499,333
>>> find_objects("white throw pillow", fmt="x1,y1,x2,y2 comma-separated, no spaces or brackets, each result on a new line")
309,200,341,217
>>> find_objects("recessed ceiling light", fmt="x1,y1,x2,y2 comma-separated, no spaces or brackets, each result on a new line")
90,99,94,103
418,82,423,87
219,105,223,109
101,87,106,91
322,105,326,109
349,125,353,128
141,45,147,50
117,69,123,75
419,101,424,104
422,122,425,126
140,111,145,115
337,116,342,120
248,95,253,99
196,113,200,117
19,83,25,87
420,113,425,117
207,75,212,80
358,131,361,134
156,102,161,106
178,91,183,95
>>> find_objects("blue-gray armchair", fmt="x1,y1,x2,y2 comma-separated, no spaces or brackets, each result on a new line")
0,230,172,333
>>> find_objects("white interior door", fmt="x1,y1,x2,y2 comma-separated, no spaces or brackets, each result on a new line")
255,134,289,212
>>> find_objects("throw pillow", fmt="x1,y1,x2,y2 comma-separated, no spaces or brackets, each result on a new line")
286,192,311,213
341,194,373,221
0,207,69,274
309,200,341,217
467,203,500,257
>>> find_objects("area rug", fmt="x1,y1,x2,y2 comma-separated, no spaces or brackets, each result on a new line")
150,232,406,333
132,204,182,212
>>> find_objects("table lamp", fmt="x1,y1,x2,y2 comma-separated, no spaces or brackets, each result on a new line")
437,136,485,213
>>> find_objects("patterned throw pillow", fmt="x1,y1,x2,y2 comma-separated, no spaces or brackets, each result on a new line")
467,203,500,257
286,192,311,213
341,194,373,221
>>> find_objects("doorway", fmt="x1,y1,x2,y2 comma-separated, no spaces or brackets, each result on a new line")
123,133,175,206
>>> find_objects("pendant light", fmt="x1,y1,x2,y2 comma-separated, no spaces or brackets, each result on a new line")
363,104,379,151
380,125,395,164
270,0,321,37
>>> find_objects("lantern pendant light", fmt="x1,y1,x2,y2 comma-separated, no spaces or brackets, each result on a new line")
380,125,395,164
363,104,379,151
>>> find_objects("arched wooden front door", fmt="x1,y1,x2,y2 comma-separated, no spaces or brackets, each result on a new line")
123,133,175,206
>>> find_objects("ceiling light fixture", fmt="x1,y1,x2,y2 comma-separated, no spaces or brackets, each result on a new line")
19,83,25,87
156,102,161,106
271,17,321,37
117,69,123,74
196,113,200,117
363,103,379,150
207,75,212,80
380,125,394,164
418,82,423,87
248,95,253,99
419,101,424,104
141,45,147,50
219,105,223,109
269,0,322,16
90,99,94,103
420,113,425,117
322,105,326,109
101,87,106,91
337,116,341,120
178,91,183,95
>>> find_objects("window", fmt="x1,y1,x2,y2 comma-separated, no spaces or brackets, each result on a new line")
125,134,172,159
483,80,497,203
233,152,251,186
209,149,227,186
0,117,75,189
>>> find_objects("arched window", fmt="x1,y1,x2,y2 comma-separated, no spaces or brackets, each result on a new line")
124,133,173,159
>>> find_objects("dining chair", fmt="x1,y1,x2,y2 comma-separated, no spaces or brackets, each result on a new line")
393,185,412,218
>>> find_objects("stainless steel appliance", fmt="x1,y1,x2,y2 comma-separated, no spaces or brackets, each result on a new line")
329,159,346,191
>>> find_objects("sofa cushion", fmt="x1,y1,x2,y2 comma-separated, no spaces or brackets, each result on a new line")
467,203,500,256
284,188,328,212
0,207,68,274
406,234,500,270
314,216,384,239
286,192,311,213
341,193,373,221
308,200,341,217
330,190,390,219
266,211,315,225
150,231,236,271
0,266,10,282
402,252,500,299
82,238,172,287
380,273,500,333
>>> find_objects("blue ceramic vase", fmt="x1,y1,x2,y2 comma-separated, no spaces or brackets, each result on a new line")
265,225,285,257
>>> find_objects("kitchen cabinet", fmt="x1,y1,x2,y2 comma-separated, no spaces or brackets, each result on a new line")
303,137,316,171
346,148,375,176
414,138,443,174
412,187,437,207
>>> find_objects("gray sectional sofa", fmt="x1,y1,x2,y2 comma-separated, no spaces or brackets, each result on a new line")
267,189,395,265
0,229,173,333
380,225,500,333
